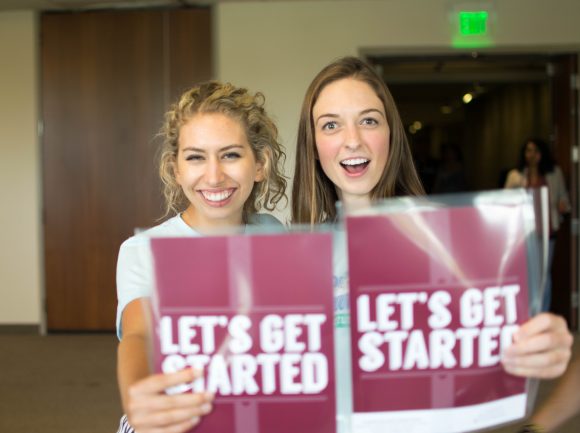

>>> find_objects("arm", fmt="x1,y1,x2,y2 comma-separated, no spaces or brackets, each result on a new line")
529,355,580,432
117,298,214,433
501,313,572,379
553,167,571,214
117,298,153,410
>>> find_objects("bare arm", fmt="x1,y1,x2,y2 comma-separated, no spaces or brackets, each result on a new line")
117,298,214,432
117,298,152,411
530,355,580,432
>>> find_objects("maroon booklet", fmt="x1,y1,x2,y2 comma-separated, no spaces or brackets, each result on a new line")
346,203,531,433
149,232,336,433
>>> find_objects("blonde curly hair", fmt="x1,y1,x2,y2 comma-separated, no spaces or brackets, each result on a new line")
159,81,287,221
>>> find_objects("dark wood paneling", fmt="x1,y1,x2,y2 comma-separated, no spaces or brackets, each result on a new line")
167,9,212,102
550,54,578,329
42,8,212,330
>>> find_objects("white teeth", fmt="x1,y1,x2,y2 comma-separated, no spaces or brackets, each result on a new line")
341,158,369,166
201,189,233,202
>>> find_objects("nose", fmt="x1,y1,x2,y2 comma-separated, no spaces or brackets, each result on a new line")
344,123,362,151
205,157,226,185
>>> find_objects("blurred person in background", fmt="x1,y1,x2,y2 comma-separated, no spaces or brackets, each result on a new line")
504,137,571,311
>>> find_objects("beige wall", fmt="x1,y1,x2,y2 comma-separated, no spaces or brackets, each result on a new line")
0,11,41,324
2,0,580,326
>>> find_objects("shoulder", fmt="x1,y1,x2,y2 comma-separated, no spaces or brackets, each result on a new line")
507,168,522,177
120,215,194,250
140,214,194,237
505,169,525,188
248,213,285,227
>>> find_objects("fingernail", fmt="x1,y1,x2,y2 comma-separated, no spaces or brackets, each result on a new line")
200,403,212,414
191,416,200,425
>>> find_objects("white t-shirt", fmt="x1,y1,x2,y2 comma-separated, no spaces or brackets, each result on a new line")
115,213,282,339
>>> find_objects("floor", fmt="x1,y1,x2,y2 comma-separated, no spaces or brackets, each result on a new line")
0,332,578,433
0,333,121,433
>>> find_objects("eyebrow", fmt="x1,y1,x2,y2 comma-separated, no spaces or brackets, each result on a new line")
314,113,339,126
315,108,385,125
180,144,245,153
361,108,385,118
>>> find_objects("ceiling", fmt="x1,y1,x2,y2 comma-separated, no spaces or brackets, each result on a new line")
365,53,553,132
369,53,551,84
0,0,304,11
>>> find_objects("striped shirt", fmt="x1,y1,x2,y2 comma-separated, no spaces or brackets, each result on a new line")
117,415,134,433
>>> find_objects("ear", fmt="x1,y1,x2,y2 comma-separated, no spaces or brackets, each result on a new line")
254,149,270,183
172,159,182,185
255,160,266,183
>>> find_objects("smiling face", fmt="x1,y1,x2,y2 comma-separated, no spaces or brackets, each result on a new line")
174,112,263,229
313,78,390,208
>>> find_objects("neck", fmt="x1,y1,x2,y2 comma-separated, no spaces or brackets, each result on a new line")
181,206,244,235
339,191,372,214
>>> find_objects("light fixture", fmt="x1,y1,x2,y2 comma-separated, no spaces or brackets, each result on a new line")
462,93,473,104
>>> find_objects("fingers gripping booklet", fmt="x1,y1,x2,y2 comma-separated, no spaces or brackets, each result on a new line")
344,189,546,433
148,232,337,433
147,189,546,433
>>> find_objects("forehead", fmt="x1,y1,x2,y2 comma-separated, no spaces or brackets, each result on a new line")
313,78,383,114
178,112,249,149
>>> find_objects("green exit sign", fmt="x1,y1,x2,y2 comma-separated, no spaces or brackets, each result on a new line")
459,11,489,35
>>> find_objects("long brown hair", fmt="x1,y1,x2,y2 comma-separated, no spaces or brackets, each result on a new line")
291,56,424,224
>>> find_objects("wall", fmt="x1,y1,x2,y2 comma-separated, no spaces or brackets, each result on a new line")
0,11,41,325
2,0,580,326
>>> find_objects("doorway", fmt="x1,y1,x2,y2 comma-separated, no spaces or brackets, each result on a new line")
367,52,579,329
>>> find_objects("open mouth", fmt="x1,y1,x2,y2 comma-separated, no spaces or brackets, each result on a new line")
199,188,235,204
340,158,370,174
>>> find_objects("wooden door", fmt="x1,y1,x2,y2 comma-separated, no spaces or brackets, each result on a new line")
550,53,578,329
41,8,211,331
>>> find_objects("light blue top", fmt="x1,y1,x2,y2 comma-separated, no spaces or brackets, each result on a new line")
115,213,283,339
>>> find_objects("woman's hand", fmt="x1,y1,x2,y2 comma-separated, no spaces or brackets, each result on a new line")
501,313,573,379
127,368,214,433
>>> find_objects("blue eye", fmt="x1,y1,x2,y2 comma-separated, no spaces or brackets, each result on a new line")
185,154,203,161
322,121,338,131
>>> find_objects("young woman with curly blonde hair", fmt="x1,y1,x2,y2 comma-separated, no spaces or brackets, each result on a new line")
116,81,287,433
